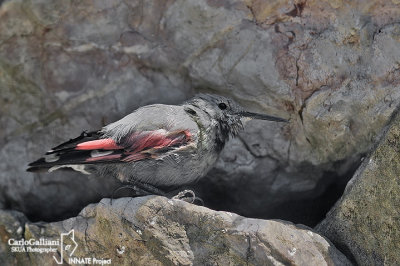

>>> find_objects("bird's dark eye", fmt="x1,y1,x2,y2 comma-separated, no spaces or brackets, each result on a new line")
218,103,227,110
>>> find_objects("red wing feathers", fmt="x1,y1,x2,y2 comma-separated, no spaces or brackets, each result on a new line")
27,129,193,171
120,130,192,162
85,154,122,162
76,139,122,150
125,130,191,152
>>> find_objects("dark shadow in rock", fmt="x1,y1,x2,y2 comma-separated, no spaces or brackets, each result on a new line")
1,171,122,222
4,157,360,226
193,158,362,227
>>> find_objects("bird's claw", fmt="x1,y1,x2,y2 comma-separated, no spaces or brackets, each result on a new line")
172,189,204,205
172,189,195,203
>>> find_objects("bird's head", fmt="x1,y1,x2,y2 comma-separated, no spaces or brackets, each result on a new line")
185,94,288,140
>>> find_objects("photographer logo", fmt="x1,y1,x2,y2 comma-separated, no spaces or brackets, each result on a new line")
8,229,111,265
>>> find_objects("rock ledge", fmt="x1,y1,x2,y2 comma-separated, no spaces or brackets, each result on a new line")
0,196,351,265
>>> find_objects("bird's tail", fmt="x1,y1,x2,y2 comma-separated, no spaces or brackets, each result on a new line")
27,131,101,173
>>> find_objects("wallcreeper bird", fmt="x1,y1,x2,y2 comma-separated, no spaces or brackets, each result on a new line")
28,94,287,196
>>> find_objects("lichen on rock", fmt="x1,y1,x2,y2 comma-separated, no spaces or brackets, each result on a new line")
316,108,400,265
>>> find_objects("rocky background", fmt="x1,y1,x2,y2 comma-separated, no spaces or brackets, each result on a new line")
1,0,400,264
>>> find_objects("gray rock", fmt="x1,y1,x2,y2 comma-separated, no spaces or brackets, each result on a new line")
0,210,30,266
0,0,193,221
0,196,351,265
316,108,400,265
1,0,400,224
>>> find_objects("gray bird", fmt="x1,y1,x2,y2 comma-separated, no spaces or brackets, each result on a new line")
28,94,287,194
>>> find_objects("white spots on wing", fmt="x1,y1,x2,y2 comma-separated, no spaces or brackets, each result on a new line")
48,165,62,172
45,154,59,162
90,150,114,157
70,165,91,175
48,165,91,175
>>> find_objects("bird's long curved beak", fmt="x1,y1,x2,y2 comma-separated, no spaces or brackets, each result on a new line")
240,111,288,122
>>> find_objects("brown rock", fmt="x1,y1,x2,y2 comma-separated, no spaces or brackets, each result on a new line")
1,197,351,265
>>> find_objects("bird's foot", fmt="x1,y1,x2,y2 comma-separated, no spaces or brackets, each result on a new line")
172,189,204,205
132,180,168,197
111,182,204,206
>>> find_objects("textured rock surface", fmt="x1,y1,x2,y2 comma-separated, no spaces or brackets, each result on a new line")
0,210,29,266
1,0,400,224
0,196,351,265
316,109,400,265
0,0,193,221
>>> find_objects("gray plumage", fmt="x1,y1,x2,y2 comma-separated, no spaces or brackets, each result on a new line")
28,94,287,188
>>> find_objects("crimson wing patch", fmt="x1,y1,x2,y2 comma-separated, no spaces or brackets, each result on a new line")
27,129,192,172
